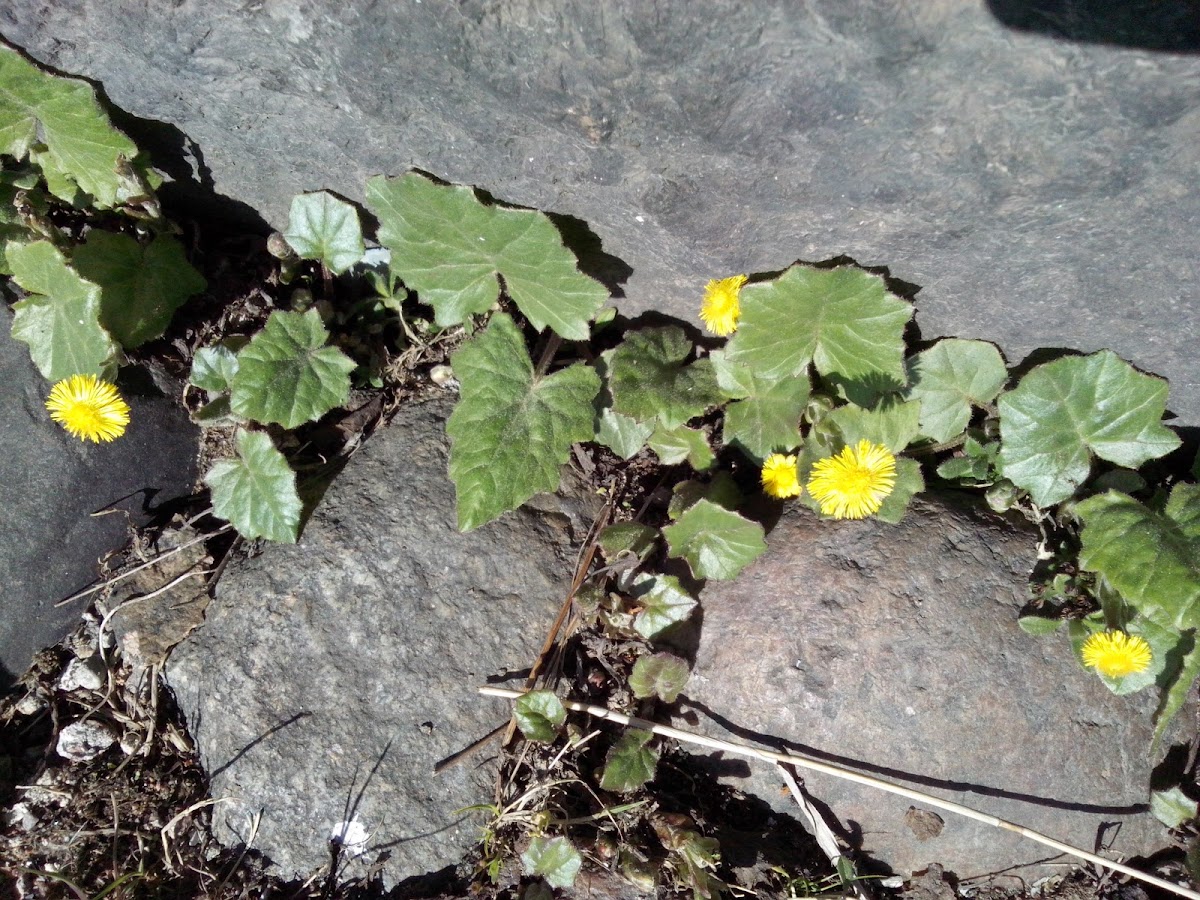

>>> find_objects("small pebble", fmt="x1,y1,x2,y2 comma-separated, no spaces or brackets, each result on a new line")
55,720,117,762
15,694,45,716
329,819,370,858
58,657,105,693
3,802,39,831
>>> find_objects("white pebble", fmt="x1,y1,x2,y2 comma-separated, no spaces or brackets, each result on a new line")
56,720,116,762
58,657,105,693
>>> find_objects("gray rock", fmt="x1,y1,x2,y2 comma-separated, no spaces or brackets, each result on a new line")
4,1,1199,421
0,313,199,689
675,494,1165,879
165,397,598,887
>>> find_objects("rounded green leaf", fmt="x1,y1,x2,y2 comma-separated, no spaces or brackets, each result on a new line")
8,240,118,380
725,265,913,390
905,339,1008,443
0,46,139,207
230,309,356,428
1017,615,1063,636
668,474,742,520
998,351,1180,507
447,313,601,531
595,407,653,460
283,191,365,275
609,326,723,429
1077,490,1200,631
827,398,921,454
872,456,924,525
631,574,697,640
630,653,690,703
521,836,582,889
190,340,244,394
366,172,606,339
661,499,766,581
598,523,659,563
721,372,810,463
1151,787,1198,829
73,231,207,347
514,690,566,743
648,424,715,469
600,729,659,793
204,430,302,543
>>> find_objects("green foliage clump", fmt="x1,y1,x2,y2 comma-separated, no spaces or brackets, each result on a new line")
1,44,206,383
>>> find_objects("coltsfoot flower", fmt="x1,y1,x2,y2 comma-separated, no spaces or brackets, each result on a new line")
807,439,897,519
1081,630,1152,678
700,274,747,336
761,452,802,499
46,374,130,443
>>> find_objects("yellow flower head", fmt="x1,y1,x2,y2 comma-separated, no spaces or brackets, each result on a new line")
807,440,897,519
700,274,747,337
46,374,130,443
1081,631,1152,678
761,453,802,499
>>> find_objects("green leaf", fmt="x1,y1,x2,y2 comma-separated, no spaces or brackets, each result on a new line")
597,523,658,563
609,327,722,429
827,398,922,454
648,425,715,469
514,690,566,743
1151,787,1198,829
282,191,365,275
662,499,766,581
191,395,243,427
937,435,999,486
204,430,302,543
600,729,659,793
73,231,206,347
631,574,697,640
0,46,139,207
366,172,606,339
721,371,810,462
1018,615,1063,636
189,339,245,394
447,313,601,531
521,836,582,889
998,352,1180,507
595,407,653,460
873,457,924,525
230,309,356,428
1166,483,1200,544
1077,491,1200,631
709,348,755,399
724,264,913,391
8,240,118,380
1156,641,1200,753
668,473,743,520
630,653,690,703
905,339,1008,443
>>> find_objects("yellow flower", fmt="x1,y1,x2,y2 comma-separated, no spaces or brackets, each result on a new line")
807,440,897,519
700,274,747,336
46,374,130,443
1081,631,1152,678
761,453,802,499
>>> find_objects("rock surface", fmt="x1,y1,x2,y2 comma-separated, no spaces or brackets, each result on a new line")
4,1,1199,421
0,314,198,689
675,494,1166,879
165,397,597,887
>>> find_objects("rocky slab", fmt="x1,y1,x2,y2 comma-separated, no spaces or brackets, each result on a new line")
164,397,597,887
675,494,1167,879
0,314,198,689
3,1,1199,422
